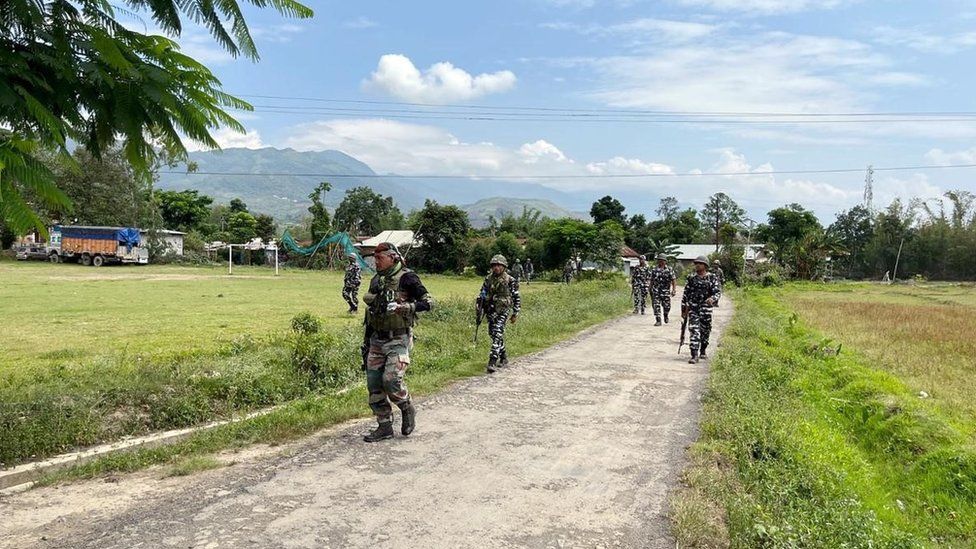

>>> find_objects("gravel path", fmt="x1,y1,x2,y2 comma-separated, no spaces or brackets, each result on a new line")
1,300,733,549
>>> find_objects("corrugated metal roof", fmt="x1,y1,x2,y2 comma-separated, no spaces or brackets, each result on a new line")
672,244,766,260
360,230,419,247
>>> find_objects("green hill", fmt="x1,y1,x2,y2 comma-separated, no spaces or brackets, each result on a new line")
462,197,582,227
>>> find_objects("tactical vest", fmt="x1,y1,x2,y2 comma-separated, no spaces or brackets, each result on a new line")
485,272,513,313
364,266,417,331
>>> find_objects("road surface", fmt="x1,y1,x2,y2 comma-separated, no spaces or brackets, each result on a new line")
1,302,733,549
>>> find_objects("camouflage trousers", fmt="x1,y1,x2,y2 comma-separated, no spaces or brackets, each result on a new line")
632,285,647,313
651,289,672,320
366,333,412,425
487,312,509,362
688,305,713,355
342,284,360,311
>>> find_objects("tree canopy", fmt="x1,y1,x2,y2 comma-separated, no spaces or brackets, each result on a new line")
590,195,626,225
0,0,313,235
333,186,404,236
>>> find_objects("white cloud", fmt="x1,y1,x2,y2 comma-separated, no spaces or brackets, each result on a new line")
186,128,264,152
925,146,976,166
519,140,571,163
871,173,944,208
872,26,976,54
542,18,719,44
586,157,674,175
364,54,517,103
343,16,379,29
250,23,306,43
675,0,854,15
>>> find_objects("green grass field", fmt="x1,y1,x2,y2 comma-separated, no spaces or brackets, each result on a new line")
0,260,631,469
672,282,976,548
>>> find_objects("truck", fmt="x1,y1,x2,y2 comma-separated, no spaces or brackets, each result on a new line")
48,225,149,266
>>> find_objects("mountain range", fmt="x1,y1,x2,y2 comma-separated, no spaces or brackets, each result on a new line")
157,147,591,225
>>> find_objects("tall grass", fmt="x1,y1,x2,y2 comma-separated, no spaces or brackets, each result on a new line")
1,278,630,467
672,288,976,548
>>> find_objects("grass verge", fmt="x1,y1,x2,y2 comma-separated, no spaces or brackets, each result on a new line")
28,278,630,485
671,287,976,548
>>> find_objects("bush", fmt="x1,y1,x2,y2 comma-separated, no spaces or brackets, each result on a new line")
743,262,786,287
290,312,321,335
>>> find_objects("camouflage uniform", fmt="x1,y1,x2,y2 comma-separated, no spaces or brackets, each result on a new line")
630,263,651,314
524,259,534,284
563,261,575,283
681,271,722,359
650,265,676,322
512,261,524,282
480,269,521,369
362,262,433,430
711,265,725,286
342,260,362,312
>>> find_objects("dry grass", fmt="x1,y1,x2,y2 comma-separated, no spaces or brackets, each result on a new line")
792,283,976,436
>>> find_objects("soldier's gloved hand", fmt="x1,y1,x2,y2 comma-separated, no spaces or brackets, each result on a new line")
393,303,414,316
706,297,715,306
671,289,677,297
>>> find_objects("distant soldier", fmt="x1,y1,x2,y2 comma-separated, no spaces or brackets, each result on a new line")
630,255,651,315
711,259,725,286
361,242,433,442
512,257,524,282
682,255,722,364
563,260,575,284
478,255,521,373
342,253,362,313
524,258,534,285
650,253,677,326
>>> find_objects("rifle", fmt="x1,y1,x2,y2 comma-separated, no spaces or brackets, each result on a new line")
678,307,689,354
361,313,373,371
473,296,485,343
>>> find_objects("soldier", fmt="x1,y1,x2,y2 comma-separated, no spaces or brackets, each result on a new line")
342,252,362,313
478,255,521,373
630,255,651,315
512,257,524,282
650,253,677,326
361,242,433,442
681,255,722,365
524,258,534,285
563,259,575,284
711,259,725,286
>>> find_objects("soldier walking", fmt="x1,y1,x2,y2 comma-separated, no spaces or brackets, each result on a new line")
478,255,521,374
361,242,433,442
711,259,725,286
524,258,534,285
650,253,677,326
630,255,651,315
681,255,722,364
512,258,524,282
342,253,362,313
563,259,575,284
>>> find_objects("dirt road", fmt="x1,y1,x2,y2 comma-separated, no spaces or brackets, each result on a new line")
1,302,732,549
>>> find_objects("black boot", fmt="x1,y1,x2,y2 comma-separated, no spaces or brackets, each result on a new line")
487,357,498,374
700,344,708,360
654,318,662,326
688,351,699,365
664,313,669,324
398,401,416,436
363,422,394,442
499,351,509,367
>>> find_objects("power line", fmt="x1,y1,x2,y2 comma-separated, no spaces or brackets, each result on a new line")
234,93,976,118
163,163,976,180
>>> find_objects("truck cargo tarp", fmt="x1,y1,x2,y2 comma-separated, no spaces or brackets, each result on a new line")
117,228,141,249
59,226,142,248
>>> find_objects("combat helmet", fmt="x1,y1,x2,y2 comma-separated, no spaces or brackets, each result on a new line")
655,253,667,261
490,254,508,267
712,259,720,266
693,255,709,265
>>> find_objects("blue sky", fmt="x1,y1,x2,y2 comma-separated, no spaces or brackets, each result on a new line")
169,0,976,220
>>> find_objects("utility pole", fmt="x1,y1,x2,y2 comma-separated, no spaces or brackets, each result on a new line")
863,165,874,214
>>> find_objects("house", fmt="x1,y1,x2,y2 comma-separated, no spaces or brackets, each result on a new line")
670,244,768,268
357,230,420,256
140,229,186,256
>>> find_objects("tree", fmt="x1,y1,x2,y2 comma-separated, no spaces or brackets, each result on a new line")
227,211,258,243
655,196,680,220
700,193,745,250
157,190,213,233
43,147,147,227
649,208,702,244
756,203,822,259
0,0,313,235
591,221,626,268
864,199,917,279
498,206,547,239
333,187,404,235
254,214,277,241
229,198,249,214
307,182,332,243
829,205,874,278
410,200,471,273
542,218,594,270
626,214,654,253
590,195,626,225
493,232,522,265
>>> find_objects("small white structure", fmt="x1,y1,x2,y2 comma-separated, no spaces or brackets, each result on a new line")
358,230,420,255
140,229,186,256
671,244,768,267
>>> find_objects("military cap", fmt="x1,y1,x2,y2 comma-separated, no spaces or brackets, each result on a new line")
490,254,508,267
372,242,401,257
655,253,667,260
693,255,709,265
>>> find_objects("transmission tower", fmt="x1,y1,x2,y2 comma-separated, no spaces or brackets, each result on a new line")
863,165,874,213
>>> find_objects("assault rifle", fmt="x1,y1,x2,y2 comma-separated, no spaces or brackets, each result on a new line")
678,305,689,354
473,294,486,343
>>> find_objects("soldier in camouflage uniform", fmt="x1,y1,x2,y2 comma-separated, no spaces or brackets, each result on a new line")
681,255,722,364
478,255,521,374
361,242,434,442
630,255,651,315
524,258,534,285
711,259,725,286
512,258,524,282
650,253,677,326
342,253,362,313
563,260,575,284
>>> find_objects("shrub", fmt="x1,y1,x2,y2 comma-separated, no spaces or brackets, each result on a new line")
290,312,321,335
